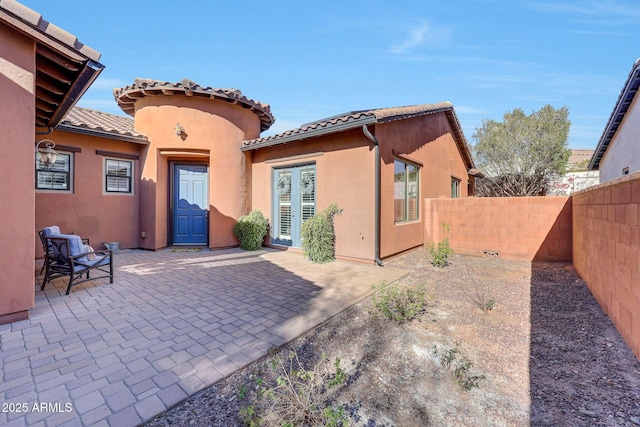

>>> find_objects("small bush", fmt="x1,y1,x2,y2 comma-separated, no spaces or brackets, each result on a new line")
301,204,343,263
234,210,269,251
239,350,349,426
467,265,496,314
368,282,430,323
429,223,454,267
429,238,453,267
433,343,486,391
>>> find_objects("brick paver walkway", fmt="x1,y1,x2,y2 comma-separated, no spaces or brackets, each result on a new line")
0,248,407,427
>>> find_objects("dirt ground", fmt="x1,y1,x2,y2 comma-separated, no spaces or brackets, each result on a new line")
146,249,640,426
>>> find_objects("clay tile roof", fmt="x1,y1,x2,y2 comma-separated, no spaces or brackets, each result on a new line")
58,106,147,143
371,102,453,121
113,78,275,132
242,101,475,170
242,102,452,149
0,0,104,128
0,0,101,62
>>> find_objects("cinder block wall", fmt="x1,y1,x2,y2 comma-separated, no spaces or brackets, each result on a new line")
572,173,640,359
424,196,572,262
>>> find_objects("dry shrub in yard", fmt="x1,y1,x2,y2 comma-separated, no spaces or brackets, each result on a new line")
367,282,431,323
433,343,486,392
239,350,348,427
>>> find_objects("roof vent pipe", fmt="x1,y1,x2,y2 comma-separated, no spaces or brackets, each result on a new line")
363,125,384,267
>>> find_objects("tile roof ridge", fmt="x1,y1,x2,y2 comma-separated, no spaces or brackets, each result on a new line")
0,0,101,62
243,101,457,149
113,78,274,131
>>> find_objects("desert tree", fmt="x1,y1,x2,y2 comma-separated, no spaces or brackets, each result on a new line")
472,105,571,197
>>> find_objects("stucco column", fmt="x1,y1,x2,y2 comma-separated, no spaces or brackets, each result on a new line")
0,25,36,323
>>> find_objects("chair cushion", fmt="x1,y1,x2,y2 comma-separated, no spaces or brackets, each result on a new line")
73,255,111,273
42,226,61,238
49,233,88,263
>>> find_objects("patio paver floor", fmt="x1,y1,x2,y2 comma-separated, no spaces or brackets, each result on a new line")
0,248,407,427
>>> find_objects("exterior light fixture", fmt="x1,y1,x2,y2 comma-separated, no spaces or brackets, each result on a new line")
175,123,185,137
35,139,58,168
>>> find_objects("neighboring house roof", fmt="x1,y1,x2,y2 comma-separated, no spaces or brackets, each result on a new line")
113,78,275,132
0,0,104,129
58,106,148,144
568,149,594,169
589,58,640,170
242,102,475,170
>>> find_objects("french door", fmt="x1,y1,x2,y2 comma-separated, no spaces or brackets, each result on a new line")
272,164,316,247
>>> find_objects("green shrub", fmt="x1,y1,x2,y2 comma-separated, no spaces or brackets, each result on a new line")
429,222,454,267
301,204,343,263
429,238,454,267
234,210,269,251
368,282,430,323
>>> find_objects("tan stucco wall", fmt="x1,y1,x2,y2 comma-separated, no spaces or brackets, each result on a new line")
0,23,36,323
251,112,471,262
35,131,143,256
251,128,377,262
378,112,470,258
132,95,261,249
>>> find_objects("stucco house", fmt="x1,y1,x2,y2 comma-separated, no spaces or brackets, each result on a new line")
0,0,104,324
589,58,640,182
1,1,476,323
244,104,475,262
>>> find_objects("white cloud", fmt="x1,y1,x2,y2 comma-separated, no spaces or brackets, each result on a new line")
390,22,451,55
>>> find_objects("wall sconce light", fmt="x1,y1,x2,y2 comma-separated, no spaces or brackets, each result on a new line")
35,139,58,168
175,123,185,137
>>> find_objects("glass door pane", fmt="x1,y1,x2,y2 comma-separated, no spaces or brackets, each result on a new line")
300,166,316,224
277,170,292,240
273,164,316,247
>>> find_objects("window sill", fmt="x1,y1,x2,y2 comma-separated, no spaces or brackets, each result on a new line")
394,219,421,226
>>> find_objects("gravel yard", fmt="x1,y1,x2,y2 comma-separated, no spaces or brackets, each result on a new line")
145,249,640,426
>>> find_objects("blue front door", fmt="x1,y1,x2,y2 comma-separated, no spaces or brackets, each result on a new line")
272,164,316,247
173,164,208,245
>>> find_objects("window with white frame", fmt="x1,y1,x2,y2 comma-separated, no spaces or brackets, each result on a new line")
394,159,419,222
105,158,133,193
36,151,73,192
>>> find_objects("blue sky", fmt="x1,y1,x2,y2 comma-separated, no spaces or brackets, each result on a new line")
20,0,640,148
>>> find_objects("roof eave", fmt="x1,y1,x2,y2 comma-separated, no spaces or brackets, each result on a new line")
57,123,148,144
444,108,476,171
0,4,104,130
241,115,377,151
48,60,105,129
589,58,640,170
